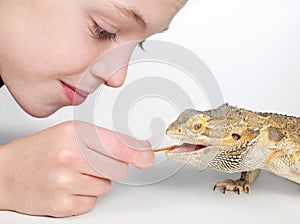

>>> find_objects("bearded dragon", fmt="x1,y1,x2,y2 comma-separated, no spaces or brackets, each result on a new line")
154,103,300,194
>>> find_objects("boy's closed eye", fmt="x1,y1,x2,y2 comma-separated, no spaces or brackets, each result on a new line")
89,22,117,41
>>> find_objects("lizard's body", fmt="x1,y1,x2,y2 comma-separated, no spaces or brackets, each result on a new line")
163,104,300,193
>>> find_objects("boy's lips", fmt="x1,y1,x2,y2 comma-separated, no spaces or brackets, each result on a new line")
61,81,90,105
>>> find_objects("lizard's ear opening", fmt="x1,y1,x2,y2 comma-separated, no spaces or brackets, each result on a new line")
231,133,241,140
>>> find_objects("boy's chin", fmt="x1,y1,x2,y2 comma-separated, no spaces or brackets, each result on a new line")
20,102,63,118
7,86,68,118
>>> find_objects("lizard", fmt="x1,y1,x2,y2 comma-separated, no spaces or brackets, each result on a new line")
153,103,300,194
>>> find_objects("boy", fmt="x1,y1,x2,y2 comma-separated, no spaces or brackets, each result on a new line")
0,0,187,217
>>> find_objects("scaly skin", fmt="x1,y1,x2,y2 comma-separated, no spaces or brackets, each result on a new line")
165,104,300,193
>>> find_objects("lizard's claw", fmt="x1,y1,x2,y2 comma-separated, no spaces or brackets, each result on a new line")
213,179,250,194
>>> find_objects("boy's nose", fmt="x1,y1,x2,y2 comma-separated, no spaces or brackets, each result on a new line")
105,65,128,87
89,41,138,88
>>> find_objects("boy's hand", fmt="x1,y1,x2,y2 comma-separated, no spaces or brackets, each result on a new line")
0,121,153,217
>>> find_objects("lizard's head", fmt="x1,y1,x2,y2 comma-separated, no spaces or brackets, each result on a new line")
165,104,262,157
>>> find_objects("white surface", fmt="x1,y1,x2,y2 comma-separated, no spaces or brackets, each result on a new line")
1,0,300,223
1,168,300,224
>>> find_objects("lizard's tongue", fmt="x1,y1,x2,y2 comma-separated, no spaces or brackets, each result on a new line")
171,143,206,153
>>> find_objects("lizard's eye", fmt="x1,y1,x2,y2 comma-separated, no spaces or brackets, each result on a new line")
194,123,202,131
232,133,241,140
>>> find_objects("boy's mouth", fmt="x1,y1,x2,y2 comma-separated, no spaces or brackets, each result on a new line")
60,81,90,105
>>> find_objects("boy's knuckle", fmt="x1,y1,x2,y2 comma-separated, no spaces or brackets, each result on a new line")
56,148,77,165
62,121,75,135
50,197,76,217
98,180,111,195
79,197,97,214
54,171,75,188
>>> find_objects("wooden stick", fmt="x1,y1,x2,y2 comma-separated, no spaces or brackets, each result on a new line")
152,145,179,152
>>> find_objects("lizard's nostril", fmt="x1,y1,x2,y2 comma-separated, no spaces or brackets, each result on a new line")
178,128,182,133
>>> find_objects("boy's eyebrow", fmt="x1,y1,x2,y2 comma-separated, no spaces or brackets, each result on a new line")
112,3,147,29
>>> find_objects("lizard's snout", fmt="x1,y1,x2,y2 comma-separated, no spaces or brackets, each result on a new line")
166,124,182,136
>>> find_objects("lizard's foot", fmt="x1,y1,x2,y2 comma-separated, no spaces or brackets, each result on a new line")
213,178,250,194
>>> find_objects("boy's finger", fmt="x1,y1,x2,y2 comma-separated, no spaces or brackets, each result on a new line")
73,121,154,168
78,145,129,181
73,175,111,197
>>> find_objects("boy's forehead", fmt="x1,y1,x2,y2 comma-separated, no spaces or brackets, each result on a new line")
112,0,187,11
109,0,187,30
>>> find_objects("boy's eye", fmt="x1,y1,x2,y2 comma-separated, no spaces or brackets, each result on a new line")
90,23,117,41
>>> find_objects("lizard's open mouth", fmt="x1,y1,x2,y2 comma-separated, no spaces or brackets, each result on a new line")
170,143,208,153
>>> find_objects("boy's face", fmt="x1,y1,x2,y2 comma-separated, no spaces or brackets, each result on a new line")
0,0,186,117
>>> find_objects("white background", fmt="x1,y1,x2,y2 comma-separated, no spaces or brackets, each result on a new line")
0,0,300,223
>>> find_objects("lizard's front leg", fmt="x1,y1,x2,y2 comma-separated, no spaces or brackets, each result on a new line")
213,169,261,194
